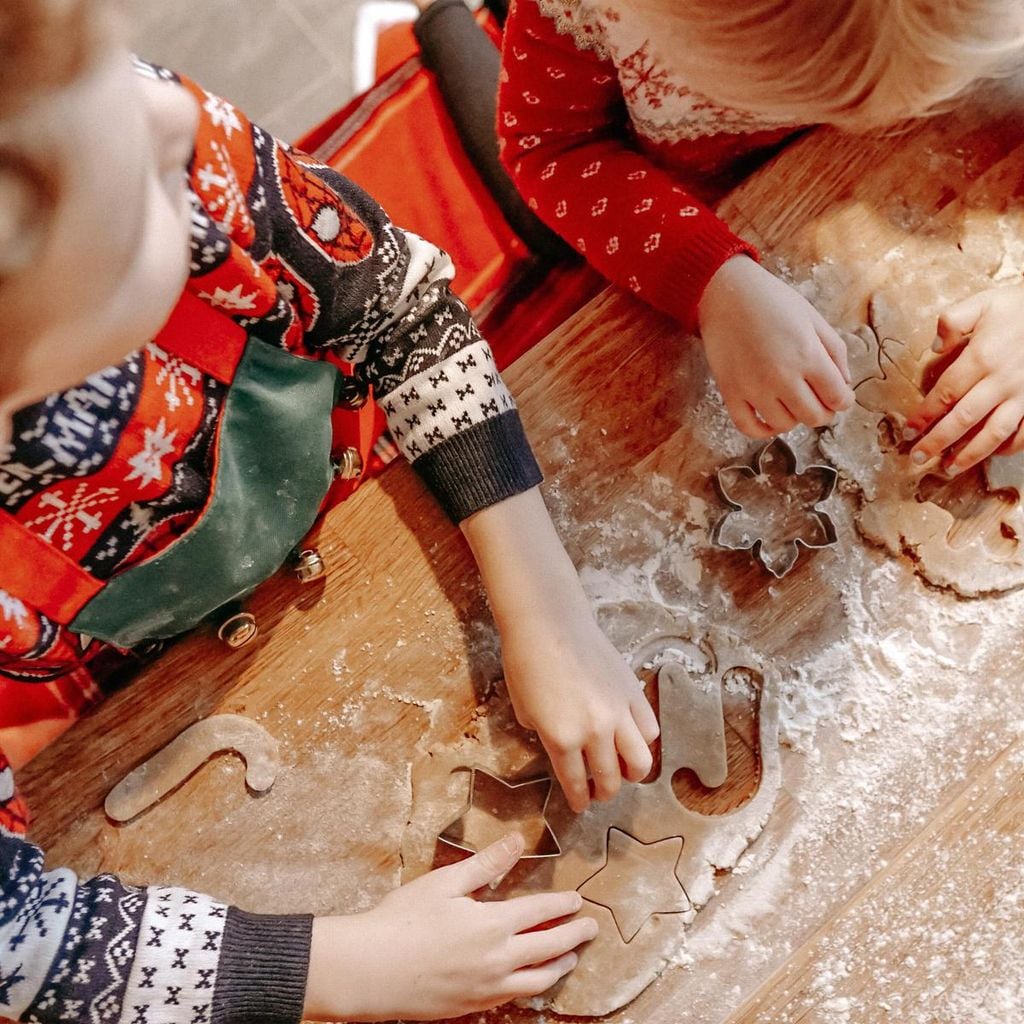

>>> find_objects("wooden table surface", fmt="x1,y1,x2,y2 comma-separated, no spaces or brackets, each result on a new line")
20,86,1024,1023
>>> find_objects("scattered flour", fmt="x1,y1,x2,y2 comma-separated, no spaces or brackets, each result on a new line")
532,378,1024,1020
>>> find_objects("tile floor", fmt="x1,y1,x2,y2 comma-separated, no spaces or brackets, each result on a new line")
129,0,367,141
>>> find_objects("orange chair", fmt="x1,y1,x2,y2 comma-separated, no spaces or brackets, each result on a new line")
296,1,603,498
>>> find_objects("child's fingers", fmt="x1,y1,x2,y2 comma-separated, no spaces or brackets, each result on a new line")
504,890,584,933
944,402,1024,475
551,748,590,813
435,832,524,896
807,358,855,412
502,951,579,1000
906,351,984,435
998,422,1024,456
759,400,797,435
785,380,833,428
630,693,660,745
615,722,653,783
585,737,623,802
510,917,598,969
935,293,987,353
726,399,775,439
910,379,1002,465
813,316,853,385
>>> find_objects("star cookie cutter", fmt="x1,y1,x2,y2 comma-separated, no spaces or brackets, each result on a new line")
712,437,839,578
438,766,561,859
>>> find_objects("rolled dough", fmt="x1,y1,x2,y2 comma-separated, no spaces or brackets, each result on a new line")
402,607,781,1016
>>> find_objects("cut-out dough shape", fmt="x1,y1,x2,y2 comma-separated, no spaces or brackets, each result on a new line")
713,436,839,577
660,661,728,788
438,768,560,858
403,610,781,1016
578,829,689,942
822,291,1024,595
105,714,280,823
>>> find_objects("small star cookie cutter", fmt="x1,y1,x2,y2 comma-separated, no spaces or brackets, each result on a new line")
711,437,839,578
438,766,561,859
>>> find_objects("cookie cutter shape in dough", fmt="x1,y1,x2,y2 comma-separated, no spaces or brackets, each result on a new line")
712,436,839,578
402,615,784,1017
105,713,280,823
438,767,561,859
577,828,690,942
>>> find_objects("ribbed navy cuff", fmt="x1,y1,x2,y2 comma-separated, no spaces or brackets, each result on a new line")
211,908,313,1024
415,409,543,522
653,220,760,335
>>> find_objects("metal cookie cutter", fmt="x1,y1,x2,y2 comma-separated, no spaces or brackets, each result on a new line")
711,437,839,578
438,767,561,859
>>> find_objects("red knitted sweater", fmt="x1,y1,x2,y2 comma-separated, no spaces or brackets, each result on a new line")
497,0,809,332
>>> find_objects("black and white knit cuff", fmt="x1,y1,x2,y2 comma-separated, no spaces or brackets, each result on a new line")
211,908,312,1024
382,339,516,462
414,409,543,522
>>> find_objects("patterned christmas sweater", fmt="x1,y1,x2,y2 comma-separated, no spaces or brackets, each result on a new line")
0,61,541,1024
497,0,811,332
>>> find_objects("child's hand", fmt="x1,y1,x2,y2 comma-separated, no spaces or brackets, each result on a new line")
459,487,659,814
501,608,660,814
906,283,1024,474
697,256,854,437
303,833,596,1021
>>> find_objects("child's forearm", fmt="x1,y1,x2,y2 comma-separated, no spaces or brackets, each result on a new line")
304,916,371,1020
459,486,594,633
460,486,659,811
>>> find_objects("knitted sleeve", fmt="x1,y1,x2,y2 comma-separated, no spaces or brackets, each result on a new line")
297,153,543,522
0,753,311,1024
497,0,757,333
175,66,542,524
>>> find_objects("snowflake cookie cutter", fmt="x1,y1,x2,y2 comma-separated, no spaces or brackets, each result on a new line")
711,437,839,578
437,766,561,859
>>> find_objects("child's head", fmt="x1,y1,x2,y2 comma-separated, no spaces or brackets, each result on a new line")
631,0,1024,130
0,0,198,445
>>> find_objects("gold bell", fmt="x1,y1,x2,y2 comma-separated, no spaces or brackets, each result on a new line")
336,376,369,410
334,446,363,480
293,547,326,583
217,611,258,649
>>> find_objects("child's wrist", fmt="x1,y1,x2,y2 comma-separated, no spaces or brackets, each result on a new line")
491,569,594,635
491,585,598,647
697,253,758,331
305,915,381,1021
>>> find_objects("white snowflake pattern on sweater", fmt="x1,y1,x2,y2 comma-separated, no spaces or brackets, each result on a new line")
535,0,795,144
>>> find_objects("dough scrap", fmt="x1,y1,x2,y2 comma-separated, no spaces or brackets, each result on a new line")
821,291,1024,596
105,714,280,823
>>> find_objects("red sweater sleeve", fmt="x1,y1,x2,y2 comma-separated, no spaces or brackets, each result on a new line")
497,0,757,332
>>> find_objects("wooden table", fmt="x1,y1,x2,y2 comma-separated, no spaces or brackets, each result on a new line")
21,86,1024,1023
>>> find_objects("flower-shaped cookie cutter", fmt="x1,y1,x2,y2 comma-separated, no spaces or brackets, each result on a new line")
712,437,839,578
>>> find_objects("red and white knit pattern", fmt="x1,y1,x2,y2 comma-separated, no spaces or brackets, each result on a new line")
498,0,806,331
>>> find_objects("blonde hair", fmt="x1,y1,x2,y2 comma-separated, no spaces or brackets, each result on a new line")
634,0,1024,129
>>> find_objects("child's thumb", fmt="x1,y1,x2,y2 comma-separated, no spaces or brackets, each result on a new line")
449,833,525,896
934,294,986,353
